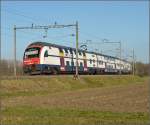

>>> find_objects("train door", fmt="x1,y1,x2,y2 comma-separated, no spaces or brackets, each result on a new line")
59,48,65,71
69,49,74,72
83,52,87,72
60,57,65,71
84,60,87,71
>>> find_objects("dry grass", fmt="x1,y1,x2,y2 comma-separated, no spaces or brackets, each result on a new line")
1,75,147,98
1,75,150,124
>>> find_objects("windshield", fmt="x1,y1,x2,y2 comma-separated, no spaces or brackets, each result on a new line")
24,47,40,59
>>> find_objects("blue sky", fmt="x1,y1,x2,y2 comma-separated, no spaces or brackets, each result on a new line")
1,1,149,63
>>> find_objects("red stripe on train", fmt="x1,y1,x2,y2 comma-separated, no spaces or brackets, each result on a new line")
23,58,40,65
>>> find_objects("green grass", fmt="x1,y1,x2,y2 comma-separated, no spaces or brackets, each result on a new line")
2,106,150,125
1,75,148,98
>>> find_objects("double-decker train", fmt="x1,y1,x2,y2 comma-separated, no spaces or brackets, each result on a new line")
23,42,132,75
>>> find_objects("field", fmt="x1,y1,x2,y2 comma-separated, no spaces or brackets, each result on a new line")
1,75,150,125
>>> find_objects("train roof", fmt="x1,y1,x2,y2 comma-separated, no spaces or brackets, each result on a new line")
28,41,130,63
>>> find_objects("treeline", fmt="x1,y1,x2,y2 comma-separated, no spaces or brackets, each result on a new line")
0,59,23,76
135,62,150,77
0,59,149,76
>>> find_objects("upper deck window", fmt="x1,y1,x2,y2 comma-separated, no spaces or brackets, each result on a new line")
90,59,92,64
64,49,68,53
59,48,63,53
83,52,86,56
74,50,76,55
69,49,73,54
92,54,95,57
79,51,82,56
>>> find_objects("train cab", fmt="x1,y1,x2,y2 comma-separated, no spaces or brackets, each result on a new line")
23,46,41,74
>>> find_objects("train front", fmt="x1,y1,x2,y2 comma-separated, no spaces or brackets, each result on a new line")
23,46,41,74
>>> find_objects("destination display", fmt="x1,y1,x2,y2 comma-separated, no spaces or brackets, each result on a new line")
25,50,38,55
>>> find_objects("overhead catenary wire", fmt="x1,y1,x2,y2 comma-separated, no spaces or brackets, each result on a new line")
1,8,44,24
1,25,75,48
2,8,133,68
1,25,76,66
12,22,79,78
2,25,131,64
80,32,131,61
2,8,117,56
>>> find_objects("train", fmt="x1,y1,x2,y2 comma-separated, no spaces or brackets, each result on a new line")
23,42,132,75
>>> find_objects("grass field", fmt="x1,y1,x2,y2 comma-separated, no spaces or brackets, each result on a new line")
1,75,150,125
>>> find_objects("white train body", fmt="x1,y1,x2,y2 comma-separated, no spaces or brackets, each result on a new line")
23,42,132,74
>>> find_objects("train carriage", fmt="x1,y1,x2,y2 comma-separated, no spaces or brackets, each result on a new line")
23,41,132,75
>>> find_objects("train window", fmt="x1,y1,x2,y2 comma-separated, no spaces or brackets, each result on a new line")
99,61,101,64
80,62,83,67
66,61,70,66
104,57,108,60
44,50,48,57
99,61,103,65
71,61,74,66
59,48,63,53
70,49,73,54
79,51,82,56
64,49,68,53
83,52,86,56
90,59,92,64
